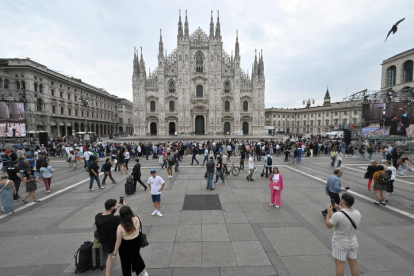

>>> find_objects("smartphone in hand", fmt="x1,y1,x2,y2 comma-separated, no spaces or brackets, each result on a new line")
344,187,350,190
330,199,336,207
119,197,124,205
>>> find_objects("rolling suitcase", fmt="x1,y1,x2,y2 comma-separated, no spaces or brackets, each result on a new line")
125,176,134,195
92,238,107,271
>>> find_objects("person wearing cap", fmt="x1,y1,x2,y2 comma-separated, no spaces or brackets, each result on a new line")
0,172,16,214
147,169,165,217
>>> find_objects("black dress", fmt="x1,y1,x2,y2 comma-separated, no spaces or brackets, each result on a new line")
119,229,146,276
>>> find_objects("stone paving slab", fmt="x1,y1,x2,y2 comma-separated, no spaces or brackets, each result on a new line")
232,241,271,266
281,255,334,276
170,242,202,267
219,266,277,276
201,242,237,267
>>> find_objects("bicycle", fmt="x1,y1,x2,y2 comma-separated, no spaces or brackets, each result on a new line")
225,162,240,176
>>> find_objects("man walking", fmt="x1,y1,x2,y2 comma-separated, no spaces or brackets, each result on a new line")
131,158,147,192
325,193,361,276
372,165,388,206
84,149,93,169
95,199,122,276
173,148,180,173
147,169,165,217
190,145,199,165
202,146,209,165
88,158,104,191
321,169,348,217
264,152,272,178
246,153,255,181
205,157,215,190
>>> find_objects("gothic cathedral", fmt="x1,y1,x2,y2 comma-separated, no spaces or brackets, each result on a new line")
132,11,265,136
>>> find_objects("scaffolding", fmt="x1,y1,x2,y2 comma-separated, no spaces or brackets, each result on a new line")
341,87,414,153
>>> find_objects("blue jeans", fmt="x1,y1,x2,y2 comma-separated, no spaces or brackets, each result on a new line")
215,170,225,183
206,173,214,189
367,153,373,160
330,157,336,167
341,147,345,155
89,175,102,189
337,160,342,168
174,162,179,172
297,154,302,163
202,156,208,165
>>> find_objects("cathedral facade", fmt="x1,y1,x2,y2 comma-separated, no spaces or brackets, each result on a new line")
132,11,265,136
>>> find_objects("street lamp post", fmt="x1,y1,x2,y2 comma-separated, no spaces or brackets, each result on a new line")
303,98,315,133
79,99,89,132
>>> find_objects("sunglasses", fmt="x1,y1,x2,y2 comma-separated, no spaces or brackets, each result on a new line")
150,172,155,174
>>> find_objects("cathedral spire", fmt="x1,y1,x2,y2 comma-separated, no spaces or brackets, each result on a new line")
209,10,215,37
159,29,163,56
178,10,183,39
215,10,221,38
133,47,140,76
184,10,189,37
253,49,258,76
323,86,331,106
235,30,240,57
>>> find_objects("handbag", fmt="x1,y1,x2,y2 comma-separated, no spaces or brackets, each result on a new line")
272,182,280,190
364,171,369,179
136,215,149,248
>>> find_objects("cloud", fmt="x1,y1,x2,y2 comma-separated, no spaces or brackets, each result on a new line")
1,0,413,108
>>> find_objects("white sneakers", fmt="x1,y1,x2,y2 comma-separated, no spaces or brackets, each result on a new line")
89,189,95,191
167,175,172,178
151,210,163,216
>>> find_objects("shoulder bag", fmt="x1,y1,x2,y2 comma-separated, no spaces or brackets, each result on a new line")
340,210,357,230
136,215,149,248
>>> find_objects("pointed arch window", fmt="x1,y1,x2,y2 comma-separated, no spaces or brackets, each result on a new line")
403,60,413,83
387,66,396,87
224,101,230,111
169,101,175,112
195,52,204,73
224,81,231,93
168,80,175,93
196,85,203,98
150,101,156,112
242,101,248,111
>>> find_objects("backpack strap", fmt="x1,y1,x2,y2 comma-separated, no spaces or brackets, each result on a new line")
340,210,357,230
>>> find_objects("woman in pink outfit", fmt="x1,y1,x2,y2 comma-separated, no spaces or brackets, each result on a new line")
268,167,284,208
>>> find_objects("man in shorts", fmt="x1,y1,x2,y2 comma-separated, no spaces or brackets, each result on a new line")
95,199,122,276
325,193,361,276
147,169,165,217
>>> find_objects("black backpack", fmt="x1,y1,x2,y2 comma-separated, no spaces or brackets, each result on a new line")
378,172,390,185
74,241,93,273
100,163,106,172
267,156,272,166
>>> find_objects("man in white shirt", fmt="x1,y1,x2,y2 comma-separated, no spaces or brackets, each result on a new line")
202,146,209,165
83,150,93,168
325,193,361,276
246,153,255,181
147,169,165,217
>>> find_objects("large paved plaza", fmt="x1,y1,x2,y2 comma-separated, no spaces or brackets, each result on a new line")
1,153,414,276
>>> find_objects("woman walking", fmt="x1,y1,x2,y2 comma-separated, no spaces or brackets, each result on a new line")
214,156,226,184
0,172,16,214
102,158,116,185
366,160,378,191
112,206,148,276
39,161,53,193
124,149,131,171
268,167,284,208
21,169,42,203
68,150,77,170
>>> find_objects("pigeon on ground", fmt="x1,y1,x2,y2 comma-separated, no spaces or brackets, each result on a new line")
385,18,405,42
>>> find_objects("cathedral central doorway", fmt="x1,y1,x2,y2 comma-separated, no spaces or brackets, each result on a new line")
224,122,230,134
169,122,176,135
242,122,249,135
195,116,205,135
150,122,157,135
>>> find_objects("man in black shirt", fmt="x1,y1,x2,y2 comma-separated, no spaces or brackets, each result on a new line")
7,160,21,200
88,158,104,191
206,157,215,190
95,199,122,276
131,158,147,192
389,107,409,136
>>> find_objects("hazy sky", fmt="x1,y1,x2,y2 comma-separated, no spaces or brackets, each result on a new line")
1,0,413,108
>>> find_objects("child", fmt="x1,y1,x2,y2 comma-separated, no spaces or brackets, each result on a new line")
147,169,165,217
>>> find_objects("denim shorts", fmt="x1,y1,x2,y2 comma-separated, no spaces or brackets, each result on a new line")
151,194,161,202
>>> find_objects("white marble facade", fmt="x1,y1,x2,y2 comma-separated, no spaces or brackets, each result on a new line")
132,11,265,136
